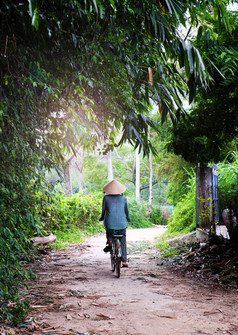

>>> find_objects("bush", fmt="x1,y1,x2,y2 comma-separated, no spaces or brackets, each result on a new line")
218,152,238,211
218,151,238,242
150,207,167,225
127,198,152,228
167,192,196,233
0,175,47,324
42,191,104,236
166,171,196,234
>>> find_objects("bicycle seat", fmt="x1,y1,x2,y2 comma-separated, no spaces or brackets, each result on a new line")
111,230,124,238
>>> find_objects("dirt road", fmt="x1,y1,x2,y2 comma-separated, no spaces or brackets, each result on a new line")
24,226,237,335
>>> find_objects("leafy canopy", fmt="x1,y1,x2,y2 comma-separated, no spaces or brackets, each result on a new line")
1,0,230,154
168,10,238,164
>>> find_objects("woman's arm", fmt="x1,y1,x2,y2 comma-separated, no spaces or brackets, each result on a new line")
99,196,106,221
124,197,131,222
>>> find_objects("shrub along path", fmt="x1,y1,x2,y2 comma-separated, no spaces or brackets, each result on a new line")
4,227,238,335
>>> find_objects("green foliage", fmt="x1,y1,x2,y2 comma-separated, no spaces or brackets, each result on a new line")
83,155,108,191
127,198,152,228
155,234,198,259
0,226,35,323
150,207,167,225
155,240,178,257
168,11,238,164
43,191,104,235
218,151,238,209
197,196,213,228
167,193,196,234
166,172,196,234
1,0,229,158
52,228,85,249
217,151,238,241
0,155,50,324
0,298,30,326
154,153,193,206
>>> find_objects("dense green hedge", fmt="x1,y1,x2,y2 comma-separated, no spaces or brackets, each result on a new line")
45,191,104,235
0,176,49,324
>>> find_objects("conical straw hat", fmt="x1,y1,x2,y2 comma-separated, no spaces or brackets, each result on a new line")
103,179,126,195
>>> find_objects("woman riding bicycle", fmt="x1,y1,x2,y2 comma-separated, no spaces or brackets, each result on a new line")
99,179,131,268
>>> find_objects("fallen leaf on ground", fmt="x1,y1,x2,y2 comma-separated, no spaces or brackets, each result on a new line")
84,329,109,334
75,277,88,281
203,311,220,316
30,305,52,309
216,308,223,313
96,314,113,320
158,315,178,319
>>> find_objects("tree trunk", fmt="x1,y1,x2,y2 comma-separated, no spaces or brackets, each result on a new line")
31,233,57,246
107,151,114,181
64,145,83,196
135,147,140,202
149,149,153,209
73,160,85,191
148,126,153,209
64,163,72,197
73,148,85,191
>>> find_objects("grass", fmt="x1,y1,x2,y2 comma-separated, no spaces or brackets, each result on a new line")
155,240,178,257
51,227,85,249
127,241,152,254
154,229,197,257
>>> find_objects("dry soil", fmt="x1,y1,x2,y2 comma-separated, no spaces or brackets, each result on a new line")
17,227,238,335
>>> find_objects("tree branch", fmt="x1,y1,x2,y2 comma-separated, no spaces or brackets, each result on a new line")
114,148,133,172
140,180,158,191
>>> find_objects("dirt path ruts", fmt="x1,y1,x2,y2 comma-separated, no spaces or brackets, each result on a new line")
25,227,237,335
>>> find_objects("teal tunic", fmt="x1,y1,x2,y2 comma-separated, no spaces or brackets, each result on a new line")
99,194,130,230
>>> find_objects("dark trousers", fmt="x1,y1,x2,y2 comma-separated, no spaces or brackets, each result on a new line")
106,229,127,262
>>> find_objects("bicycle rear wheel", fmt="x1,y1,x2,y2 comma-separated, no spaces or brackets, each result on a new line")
111,252,115,272
116,258,121,278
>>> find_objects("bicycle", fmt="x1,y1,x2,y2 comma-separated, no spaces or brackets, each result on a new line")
110,230,124,278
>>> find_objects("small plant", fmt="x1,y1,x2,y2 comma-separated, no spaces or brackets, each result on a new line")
155,240,178,257
197,196,214,229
